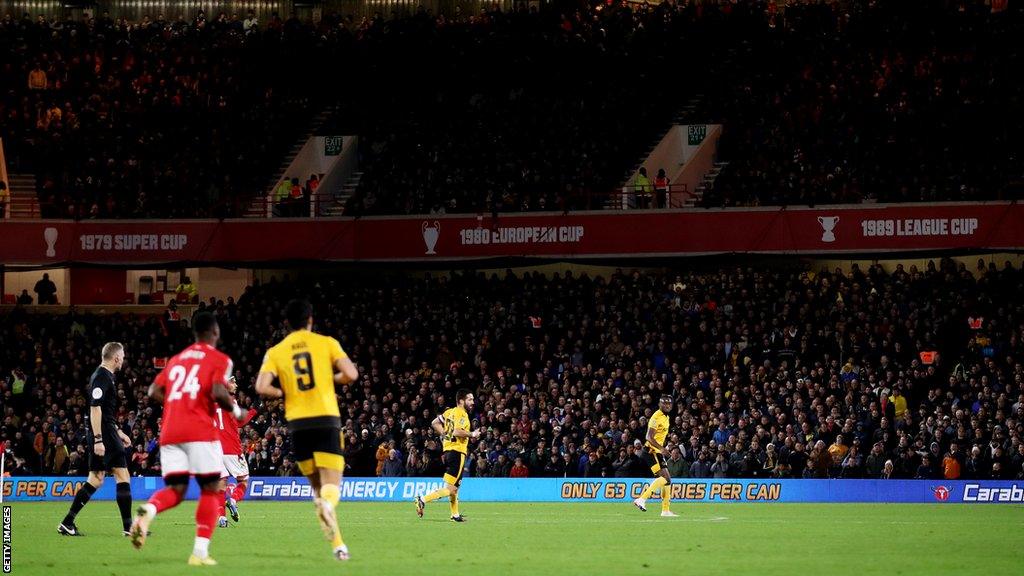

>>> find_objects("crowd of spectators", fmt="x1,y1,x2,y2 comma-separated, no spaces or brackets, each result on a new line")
3,2,1020,217
2,257,1023,482
344,2,712,215
0,9,336,218
702,0,1023,206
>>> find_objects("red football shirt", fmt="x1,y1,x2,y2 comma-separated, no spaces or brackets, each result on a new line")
215,401,257,455
154,343,233,446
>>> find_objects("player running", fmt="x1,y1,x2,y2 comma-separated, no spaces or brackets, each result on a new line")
633,395,678,517
415,388,480,522
58,342,135,536
255,299,359,561
215,376,258,527
129,312,246,566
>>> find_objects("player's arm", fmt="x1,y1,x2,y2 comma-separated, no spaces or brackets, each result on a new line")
255,371,283,399
89,405,105,455
431,415,445,436
646,425,665,453
333,357,358,386
330,338,358,385
255,351,284,399
149,367,167,403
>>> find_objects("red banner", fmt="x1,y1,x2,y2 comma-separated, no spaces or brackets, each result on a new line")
0,203,1018,266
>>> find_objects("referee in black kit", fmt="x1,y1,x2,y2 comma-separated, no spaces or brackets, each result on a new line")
58,342,135,536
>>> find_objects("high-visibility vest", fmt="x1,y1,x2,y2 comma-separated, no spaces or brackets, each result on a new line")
654,176,669,191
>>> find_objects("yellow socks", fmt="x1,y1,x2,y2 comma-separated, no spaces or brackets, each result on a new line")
640,476,668,500
661,483,672,512
422,487,451,504
449,493,460,518
319,484,344,548
321,484,340,507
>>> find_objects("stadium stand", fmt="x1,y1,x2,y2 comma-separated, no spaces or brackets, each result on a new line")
3,261,1022,481
2,2,1021,218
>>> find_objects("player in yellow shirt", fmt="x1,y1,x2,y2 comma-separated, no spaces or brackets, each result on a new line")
633,395,677,517
255,299,358,561
415,389,480,522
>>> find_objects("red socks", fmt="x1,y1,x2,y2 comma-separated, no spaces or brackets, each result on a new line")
196,489,223,539
231,481,247,502
148,487,184,514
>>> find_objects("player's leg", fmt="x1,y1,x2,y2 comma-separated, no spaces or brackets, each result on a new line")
308,428,348,560
224,455,249,523
111,466,133,533
658,467,677,517
634,450,668,512
217,466,231,528
417,451,456,516
59,469,105,535
448,453,466,521
188,441,228,566
190,473,226,566
130,473,188,549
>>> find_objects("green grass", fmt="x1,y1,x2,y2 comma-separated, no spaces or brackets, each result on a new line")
6,501,1024,575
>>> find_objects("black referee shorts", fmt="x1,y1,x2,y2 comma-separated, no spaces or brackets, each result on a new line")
88,442,128,472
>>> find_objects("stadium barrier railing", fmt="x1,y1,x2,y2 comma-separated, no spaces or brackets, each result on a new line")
4,477,1022,504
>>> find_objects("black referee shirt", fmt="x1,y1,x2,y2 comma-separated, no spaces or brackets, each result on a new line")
85,366,120,447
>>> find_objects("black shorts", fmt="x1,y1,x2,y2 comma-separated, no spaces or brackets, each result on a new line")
643,448,667,476
442,450,466,487
88,442,128,472
292,427,345,475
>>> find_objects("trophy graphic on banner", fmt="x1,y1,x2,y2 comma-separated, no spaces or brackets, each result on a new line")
44,227,59,257
817,216,839,243
422,221,440,255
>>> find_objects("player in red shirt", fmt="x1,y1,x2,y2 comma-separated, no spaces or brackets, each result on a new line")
128,312,245,566
215,375,257,527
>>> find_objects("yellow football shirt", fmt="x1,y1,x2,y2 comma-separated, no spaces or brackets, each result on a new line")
441,406,470,454
646,409,670,454
259,329,347,430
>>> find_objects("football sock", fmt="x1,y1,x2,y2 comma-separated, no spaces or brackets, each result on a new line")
195,489,222,546
63,482,97,525
193,537,210,559
148,487,184,515
661,483,672,512
449,493,460,518
319,484,344,548
116,482,133,531
422,487,451,504
232,481,247,501
640,476,668,500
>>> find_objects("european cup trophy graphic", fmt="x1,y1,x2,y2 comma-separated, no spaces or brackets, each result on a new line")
422,221,440,255
817,216,839,243
44,227,59,257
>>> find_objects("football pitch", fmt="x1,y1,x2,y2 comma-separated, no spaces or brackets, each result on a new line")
5,501,1022,575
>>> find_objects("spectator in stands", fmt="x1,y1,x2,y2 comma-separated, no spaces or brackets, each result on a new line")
26,63,47,90
274,179,292,216
174,276,197,303
382,449,405,477
16,290,32,305
0,182,8,218
654,169,669,209
33,273,57,304
943,443,963,480
510,457,529,478
632,168,652,209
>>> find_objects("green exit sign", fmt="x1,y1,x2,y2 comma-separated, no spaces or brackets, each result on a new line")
687,125,707,146
325,136,343,156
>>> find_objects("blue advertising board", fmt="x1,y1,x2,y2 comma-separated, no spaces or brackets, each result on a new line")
3,477,1023,504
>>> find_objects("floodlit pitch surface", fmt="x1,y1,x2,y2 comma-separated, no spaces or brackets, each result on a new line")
5,501,1022,575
